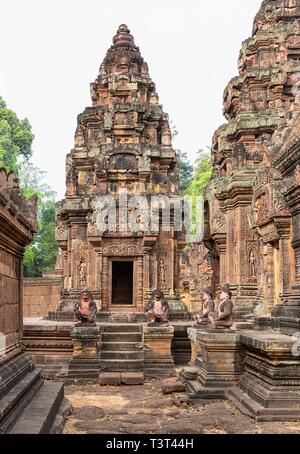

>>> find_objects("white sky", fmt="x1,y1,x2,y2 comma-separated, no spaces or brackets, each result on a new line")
0,0,263,200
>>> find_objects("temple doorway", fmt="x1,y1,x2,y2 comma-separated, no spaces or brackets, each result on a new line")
111,260,134,306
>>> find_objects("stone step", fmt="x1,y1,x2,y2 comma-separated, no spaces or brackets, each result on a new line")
68,362,100,371
108,315,145,323
99,372,145,386
102,332,142,343
67,370,100,380
102,324,142,333
10,382,64,434
0,368,43,433
101,341,143,352
227,387,257,418
101,350,144,360
100,359,144,372
0,353,35,399
186,379,225,400
228,387,300,421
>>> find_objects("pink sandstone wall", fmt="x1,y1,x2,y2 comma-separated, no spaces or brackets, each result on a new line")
23,277,62,317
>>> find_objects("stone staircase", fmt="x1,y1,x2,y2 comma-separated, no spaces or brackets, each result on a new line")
99,324,144,384
0,353,70,434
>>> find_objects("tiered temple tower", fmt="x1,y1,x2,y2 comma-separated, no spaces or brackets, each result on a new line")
55,25,184,314
204,0,300,315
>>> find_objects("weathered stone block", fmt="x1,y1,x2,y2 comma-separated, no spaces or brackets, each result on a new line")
229,331,300,421
144,325,175,378
99,372,121,386
71,326,100,359
180,328,244,400
121,372,144,385
160,377,186,395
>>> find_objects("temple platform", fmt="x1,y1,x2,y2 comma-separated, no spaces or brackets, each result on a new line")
22,317,193,382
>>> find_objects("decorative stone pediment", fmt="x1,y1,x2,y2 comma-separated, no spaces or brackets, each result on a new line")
102,239,143,256
252,168,290,227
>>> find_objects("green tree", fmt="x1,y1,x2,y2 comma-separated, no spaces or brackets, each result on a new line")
20,163,58,277
187,148,212,197
0,97,57,277
0,97,34,174
185,148,212,241
177,150,194,195
24,197,58,277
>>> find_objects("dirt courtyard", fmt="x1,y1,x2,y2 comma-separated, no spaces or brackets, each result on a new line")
63,380,300,434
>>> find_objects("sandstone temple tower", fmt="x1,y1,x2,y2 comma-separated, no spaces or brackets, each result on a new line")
204,0,300,315
55,25,183,314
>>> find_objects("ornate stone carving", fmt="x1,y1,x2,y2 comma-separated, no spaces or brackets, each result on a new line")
78,257,87,289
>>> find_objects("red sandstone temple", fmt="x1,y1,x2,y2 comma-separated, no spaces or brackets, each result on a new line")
54,25,185,315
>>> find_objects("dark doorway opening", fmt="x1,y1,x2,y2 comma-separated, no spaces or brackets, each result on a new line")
111,261,133,305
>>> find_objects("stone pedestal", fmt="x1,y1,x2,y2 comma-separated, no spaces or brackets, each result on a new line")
67,326,100,381
167,295,190,321
187,327,202,367
180,328,245,400
229,331,300,421
272,286,300,319
144,325,175,378
269,286,300,334
171,324,192,365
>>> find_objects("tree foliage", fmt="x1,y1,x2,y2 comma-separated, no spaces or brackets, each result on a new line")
0,97,34,174
23,197,58,277
20,163,58,277
177,150,194,195
184,148,212,241
185,148,212,198
0,97,57,277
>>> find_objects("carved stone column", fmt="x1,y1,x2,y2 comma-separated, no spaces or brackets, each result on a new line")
143,251,150,300
137,256,144,311
101,256,109,310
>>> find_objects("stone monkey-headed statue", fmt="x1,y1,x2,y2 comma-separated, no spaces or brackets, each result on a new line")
145,289,170,324
208,284,233,329
74,290,98,325
195,286,215,328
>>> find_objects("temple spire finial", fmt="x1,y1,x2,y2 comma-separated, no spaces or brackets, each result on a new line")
113,24,135,46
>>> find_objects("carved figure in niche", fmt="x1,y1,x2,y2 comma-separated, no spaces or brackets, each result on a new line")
149,91,159,104
254,198,261,225
145,289,169,324
233,142,246,168
159,258,166,289
195,287,215,328
161,122,172,146
249,249,257,278
208,284,233,329
74,290,97,325
168,169,179,193
75,126,85,147
189,275,197,297
142,154,151,171
55,223,68,242
113,154,138,171
145,124,157,144
78,258,87,288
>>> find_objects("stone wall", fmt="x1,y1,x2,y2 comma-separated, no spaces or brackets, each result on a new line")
0,168,69,433
0,168,37,360
23,277,62,317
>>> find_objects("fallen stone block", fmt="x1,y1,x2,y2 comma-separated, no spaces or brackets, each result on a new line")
161,378,186,395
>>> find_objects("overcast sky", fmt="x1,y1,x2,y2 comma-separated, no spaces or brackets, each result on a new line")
0,0,263,199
